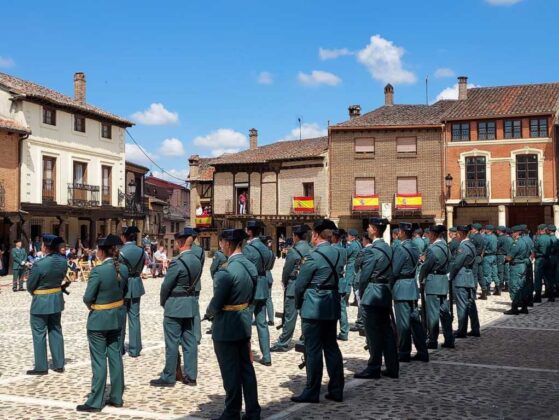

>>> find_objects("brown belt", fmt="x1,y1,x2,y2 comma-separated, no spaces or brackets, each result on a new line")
91,299,124,310
222,303,249,312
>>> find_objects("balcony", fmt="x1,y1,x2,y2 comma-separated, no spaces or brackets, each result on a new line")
462,180,489,200
221,198,254,217
513,179,541,201
123,196,148,217
102,186,111,206
42,180,56,204
67,183,100,207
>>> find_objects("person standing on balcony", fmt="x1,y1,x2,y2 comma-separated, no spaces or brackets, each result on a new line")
239,191,247,215
11,239,27,292
119,226,146,358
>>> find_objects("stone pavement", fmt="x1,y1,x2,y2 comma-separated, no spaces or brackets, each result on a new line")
0,259,557,419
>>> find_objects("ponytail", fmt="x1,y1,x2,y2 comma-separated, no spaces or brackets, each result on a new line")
112,246,122,281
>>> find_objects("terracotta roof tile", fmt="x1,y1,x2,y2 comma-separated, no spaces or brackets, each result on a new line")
0,72,133,127
187,156,215,182
0,117,30,134
209,137,328,165
442,82,559,121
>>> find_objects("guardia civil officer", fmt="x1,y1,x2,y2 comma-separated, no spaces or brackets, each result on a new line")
413,228,426,254
391,223,428,362
207,248,227,335
354,217,399,380
418,225,454,349
345,228,362,308
351,232,372,333
482,225,499,294
546,225,558,301
496,226,511,294
504,226,529,315
150,227,202,387
243,220,273,366
291,219,344,403
26,234,68,375
119,225,145,357
391,228,401,250
332,229,349,341
448,227,460,261
206,228,261,419
271,225,311,352
191,230,205,343
469,224,487,300
520,225,534,307
77,234,127,412
450,225,480,338
532,224,551,303
11,239,27,292
423,228,431,249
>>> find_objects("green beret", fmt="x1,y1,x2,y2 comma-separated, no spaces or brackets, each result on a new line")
512,225,523,232
496,226,507,232
472,223,482,230
548,224,557,232
485,225,494,231
538,224,548,230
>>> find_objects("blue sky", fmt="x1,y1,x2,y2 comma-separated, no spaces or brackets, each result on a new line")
1,0,558,182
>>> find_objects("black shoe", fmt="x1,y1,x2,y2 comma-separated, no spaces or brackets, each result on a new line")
441,342,455,349
493,288,501,296
398,355,411,363
354,369,380,379
381,370,399,379
349,325,361,332
336,334,348,341
290,395,319,403
533,294,542,303
549,297,556,302
467,331,480,337
427,342,438,349
182,377,197,386
105,400,123,408
267,321,275,326
129,354,140,358
18,288,25,292
270,345,289,352
479,291,488,300
259,360,272,367
52,368,64,373
453,332,467,339
76,404,101,412
149,379,175,387
504,308,519,315
527,300,534,307
12,288,17,292
26,369,48,375
519,307,529,314
411,353,429,362
325,393,343,402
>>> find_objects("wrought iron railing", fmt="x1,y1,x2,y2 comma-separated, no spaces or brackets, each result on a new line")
463,180,488,199
514,179,541,198
123,196,149,216
102,186,111,205
67,183,100,207
42,180,56,203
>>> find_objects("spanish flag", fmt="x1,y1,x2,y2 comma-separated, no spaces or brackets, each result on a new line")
293,196,315,213
195,216,212,227
352,195,379,211
395,194,422,210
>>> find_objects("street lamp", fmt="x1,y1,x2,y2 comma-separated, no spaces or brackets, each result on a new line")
445,173,453,199
128,179,137,195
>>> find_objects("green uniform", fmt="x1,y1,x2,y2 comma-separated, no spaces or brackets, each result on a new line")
294,241,344,401
265,252,275,323
507,237,528,308
520,235,534,304
449,239,480,336
418,240,454,348
191,244,205,344
206,253,261,419
11,246,27,290
274,240,311,349
27,253,68,372
158,249,202,384
333,242,349,339
391,239,428,360
352,245,368,330
413,237,426,254
391,239,401,251
547,234,558,297
119,241,146,357
533,234,551,298
470,233,486,293
449,238,460,262
423,237,430,249
482,233,499,289
210,250,227,280
345,240,362,299
83,259,127,409
358,239,398,376
243,237,273,364
497,234,512,289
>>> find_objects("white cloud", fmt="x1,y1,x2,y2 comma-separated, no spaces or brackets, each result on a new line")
193,128,248,157
158,138,185,156
485,0,522,5
151,168,188,183
131,103,179,125
319,47,353,60
357,35,416,85
435,83,480,101
297,70,342,87
125,143,157,165
434,67,455,78
0,56,15,68
281,122,327,141
257,71,273,85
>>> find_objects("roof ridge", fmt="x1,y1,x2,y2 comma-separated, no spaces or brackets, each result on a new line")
469,81,559,91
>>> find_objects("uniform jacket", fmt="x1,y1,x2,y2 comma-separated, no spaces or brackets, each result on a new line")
344,240,362,286
391,239,401,251
27,253,68,315
391,239,419,301
160,250,202,318
520,235,534,260
418,240,450,295
294,242,344,320
243,237,273,301
11,247,27,270
449,239,476,288
358,239,393,308
413,237,425,254
119,242,146,299
206,253,257,341
470,233,486,256
332,242,349,294
191,244,206,293
265,248,275,287
484,234,498,255
210,250,227,280
533,234,551,258
549,235,559,258
449,238,460,261
507,238,528,265
281,240,312,298
83,259,128,331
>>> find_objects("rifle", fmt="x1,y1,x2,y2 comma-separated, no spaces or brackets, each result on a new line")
294,341,306,369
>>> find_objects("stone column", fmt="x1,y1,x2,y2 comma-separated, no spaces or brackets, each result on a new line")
446,206,454,227
498,205,507,227
554,205,559,230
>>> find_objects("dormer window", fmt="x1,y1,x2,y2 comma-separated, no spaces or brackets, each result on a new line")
43,107,56,125
74,115,86,133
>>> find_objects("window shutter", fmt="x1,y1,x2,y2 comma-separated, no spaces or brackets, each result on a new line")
355,178,375,195
396,137,417,153
397,177,417,194
354,138,375,153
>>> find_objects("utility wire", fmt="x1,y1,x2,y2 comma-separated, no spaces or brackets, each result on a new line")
125,129,187,184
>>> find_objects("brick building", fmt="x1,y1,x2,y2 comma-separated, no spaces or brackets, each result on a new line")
329,85,454,236
443,77,559,232
209,129,328,254
187,155,216,251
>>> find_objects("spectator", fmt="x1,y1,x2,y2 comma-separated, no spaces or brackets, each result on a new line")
154,246,168,274
239,191,247,214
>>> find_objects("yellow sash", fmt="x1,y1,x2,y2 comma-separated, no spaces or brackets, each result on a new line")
222,303,249,312
33,287,62,295
91,299,124,311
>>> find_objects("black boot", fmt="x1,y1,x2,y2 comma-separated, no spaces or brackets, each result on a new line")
504,304,519,315
519,306,529,314
479,290,488,300
533,293,542,303
493,287,501,296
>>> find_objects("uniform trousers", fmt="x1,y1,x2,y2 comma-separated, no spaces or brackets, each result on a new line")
30,312,65,371
473,256,486,292
338,294,349,339
497,255,509,287
160,316,197,383
534,257,548,296
454,287,480,336
509,263,527,307
252,300,271,363
193,295,202,344
362,305,399,375
275,295,297,348
483,255,499,288
12,268,23,290
120,298,142,356
265,285,274,323
425,294,454,346
393,301,428,359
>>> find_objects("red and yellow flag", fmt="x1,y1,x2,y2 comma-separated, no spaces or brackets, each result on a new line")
293,196,315,213
352,195,379,211
195,216,212,227
395,194,422,210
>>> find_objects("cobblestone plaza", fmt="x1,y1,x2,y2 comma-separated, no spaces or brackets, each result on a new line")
0,260,557,419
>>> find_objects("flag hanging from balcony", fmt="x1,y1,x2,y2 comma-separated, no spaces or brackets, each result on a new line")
352,195,380,211
395,193,422,210
293,196,315,213
195,216,212,227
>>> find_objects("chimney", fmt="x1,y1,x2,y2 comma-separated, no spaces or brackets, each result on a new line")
384,84,394,106
249,128,258,150
74,72,86,103
348,105,361,119
458,76,468,100
188,155,200,179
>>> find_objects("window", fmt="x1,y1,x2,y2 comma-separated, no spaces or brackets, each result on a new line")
354,137,375,153
478,121,496,140
102,123,112,139
73,162,87,185
355,178,375,195
451,123,470,141
303,182,314,198
396,137,417,154
516,154,538,197
43,107,56,125
530,118,548,138
465,156,487,198
74,115,86,132
397,177,417,194
42,157,56,202
102,166,112,205
504,120,522,139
